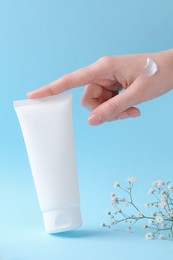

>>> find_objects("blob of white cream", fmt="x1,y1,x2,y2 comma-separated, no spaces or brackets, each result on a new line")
143,58,158,77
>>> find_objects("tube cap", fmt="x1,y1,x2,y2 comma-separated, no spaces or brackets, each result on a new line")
42,207,82,233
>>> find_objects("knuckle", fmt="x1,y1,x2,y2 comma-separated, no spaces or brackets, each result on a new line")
104,100,119,116
47,86,55,95
96,56,113,66
80,96,86,106
61,74,73,88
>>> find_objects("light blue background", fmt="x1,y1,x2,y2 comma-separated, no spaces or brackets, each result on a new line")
0,0,173,259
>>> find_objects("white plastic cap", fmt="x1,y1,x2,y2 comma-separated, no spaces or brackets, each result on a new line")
42,206,82,233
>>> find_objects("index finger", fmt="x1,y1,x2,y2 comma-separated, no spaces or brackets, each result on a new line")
27,63,100,99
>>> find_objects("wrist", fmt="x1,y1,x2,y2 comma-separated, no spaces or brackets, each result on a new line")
167,49,173,89
165,48,173,66
158,49,173,90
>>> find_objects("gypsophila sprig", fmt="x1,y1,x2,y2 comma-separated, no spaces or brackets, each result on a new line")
102,177,173,240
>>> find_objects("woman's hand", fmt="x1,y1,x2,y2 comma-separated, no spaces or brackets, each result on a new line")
28,49,173,126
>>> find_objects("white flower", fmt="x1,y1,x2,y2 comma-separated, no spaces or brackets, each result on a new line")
161,223,166,228
116,208,121,213
127,177,137,183
127,226,132,232
148,188,154,195
155,216,163,223
153,180,164,187
137,211,143,218
160,189,165,194
145,232,153,240
152,181,158,187
158,234,164,240
144,203,150,208
168,211,173,217
123,199,129,207
160,201,166,208
114,181,120,188
153,202,158,207
100,222,105,227
106,210,111,215
111,194,118,206
148,219,154,225
109,221,114,226
161,194,167,201
167,184,173,190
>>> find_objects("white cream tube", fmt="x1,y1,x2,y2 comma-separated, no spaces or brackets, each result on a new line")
14,93,82,233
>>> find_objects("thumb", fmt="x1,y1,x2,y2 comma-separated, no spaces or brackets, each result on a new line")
88,82,140,125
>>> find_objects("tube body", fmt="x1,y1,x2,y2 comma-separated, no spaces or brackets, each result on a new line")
14,93,82,233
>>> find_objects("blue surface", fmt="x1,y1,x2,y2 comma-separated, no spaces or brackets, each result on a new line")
0,0,173,259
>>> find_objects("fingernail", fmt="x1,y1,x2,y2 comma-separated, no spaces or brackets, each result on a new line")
27,91,35,98
88,114,102,125
118,114,129,119
129,111,140,117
